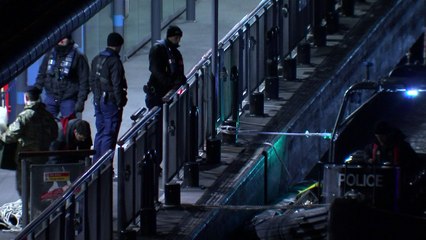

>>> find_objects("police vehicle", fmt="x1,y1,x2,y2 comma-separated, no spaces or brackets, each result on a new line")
245,65,426,239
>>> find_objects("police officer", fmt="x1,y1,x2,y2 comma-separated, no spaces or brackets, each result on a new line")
35,35,90,119
0,86,58,197
90,32,127,162
144,25,187,109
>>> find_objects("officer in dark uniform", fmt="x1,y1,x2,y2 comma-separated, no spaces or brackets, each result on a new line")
144,25,187,109
364,121,425,214
90,32,127,162
35,35,90,119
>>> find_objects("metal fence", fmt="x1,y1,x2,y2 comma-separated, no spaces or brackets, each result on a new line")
116,0,319,236
15,149,114,240
116,106,161,237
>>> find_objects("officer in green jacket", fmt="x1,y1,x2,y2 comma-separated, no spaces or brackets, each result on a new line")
0,86,58,196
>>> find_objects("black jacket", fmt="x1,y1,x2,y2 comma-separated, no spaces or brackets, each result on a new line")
35,43,90,111
51,119,92,151
90,48,128,108
147,39,186,97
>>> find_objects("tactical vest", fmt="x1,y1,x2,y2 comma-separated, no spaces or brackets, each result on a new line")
46,48,77,80
95,50,112,90
158,40,178,76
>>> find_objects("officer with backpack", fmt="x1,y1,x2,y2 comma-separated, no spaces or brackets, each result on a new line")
90,32,127,162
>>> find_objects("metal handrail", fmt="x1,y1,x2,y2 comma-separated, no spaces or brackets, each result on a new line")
15,149,114,239
18,149,95,158
130,107,147,121
117,106,161,146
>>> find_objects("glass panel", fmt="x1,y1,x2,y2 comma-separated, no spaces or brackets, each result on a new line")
174,0,186,11
162,0,174,21
85,5,113,63
125,0,151,55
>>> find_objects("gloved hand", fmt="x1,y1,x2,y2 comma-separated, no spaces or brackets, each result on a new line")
120,96,128,108
74,101,84,113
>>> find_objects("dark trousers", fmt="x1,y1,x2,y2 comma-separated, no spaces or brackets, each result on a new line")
93,101,123,162
43,94,76,119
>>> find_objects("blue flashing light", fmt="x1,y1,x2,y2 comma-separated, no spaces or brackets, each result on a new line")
405,89,419,97
344,155,352,163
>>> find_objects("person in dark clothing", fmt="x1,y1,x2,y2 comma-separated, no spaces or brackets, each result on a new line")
90,32,127,162
144,25,186,178
144,25,187,109
35,35,90,119
364,121,424,214
365,121,420,173
50,118,93,164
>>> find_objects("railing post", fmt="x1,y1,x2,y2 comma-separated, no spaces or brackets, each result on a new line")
326,0,339,34
162,102,169,187
189,106,199,163
341,0,355,17
313,0,327,47
186,0,196,21
265,26,280,100
185,105,200,187
140,150,157,235
222,66,239,145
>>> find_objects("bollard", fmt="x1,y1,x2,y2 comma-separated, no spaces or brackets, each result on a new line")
250,92,264,116
222,120,238,145
206,137,221,164
164,183,181,206
184,162,199,187
282,58,297,81
326,11,339,34
314,21,327,47
297,42,311,65
265,77,279,100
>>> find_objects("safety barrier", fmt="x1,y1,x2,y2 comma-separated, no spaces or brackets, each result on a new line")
116,106,162,237
163,0,318,183
114,0,320,236
15,149,114,240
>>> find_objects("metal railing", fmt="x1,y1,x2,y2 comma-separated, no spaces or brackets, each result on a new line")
17,0,320,238
116,106,161,237
115,0,318,236
15,149,114,240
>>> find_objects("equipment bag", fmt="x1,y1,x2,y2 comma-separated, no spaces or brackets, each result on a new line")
0,141,17,170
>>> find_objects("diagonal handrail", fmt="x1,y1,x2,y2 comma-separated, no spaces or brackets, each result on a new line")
15,149,114,239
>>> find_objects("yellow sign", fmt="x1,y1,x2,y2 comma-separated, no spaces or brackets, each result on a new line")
43,172,71,182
